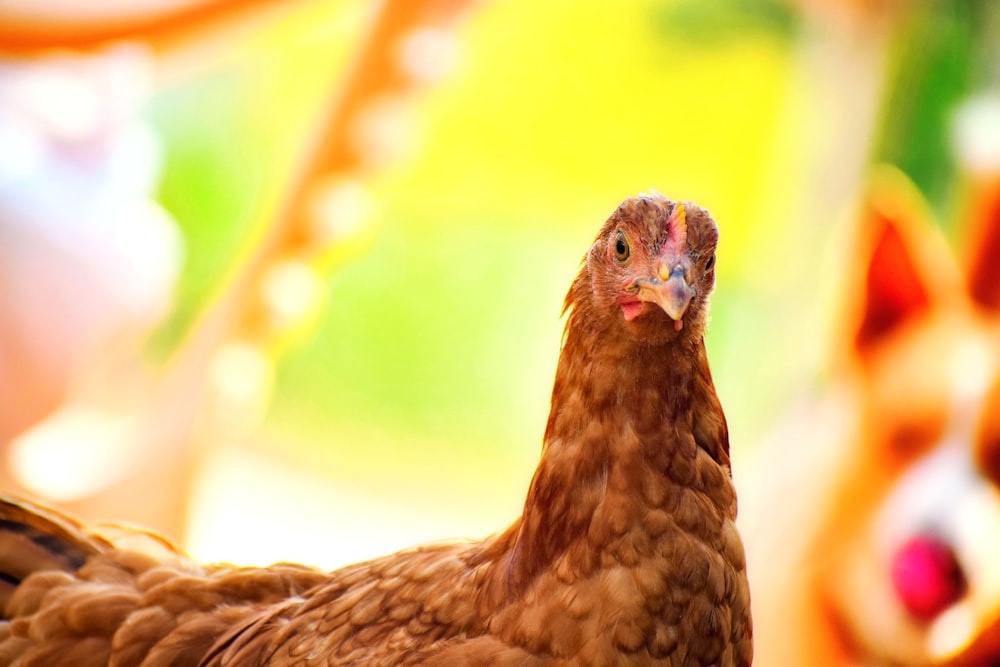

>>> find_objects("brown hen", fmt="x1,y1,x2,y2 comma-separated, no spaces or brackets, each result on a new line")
0,193,751,666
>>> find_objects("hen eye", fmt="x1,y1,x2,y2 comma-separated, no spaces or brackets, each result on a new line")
613,231,630,262
705,254,716,271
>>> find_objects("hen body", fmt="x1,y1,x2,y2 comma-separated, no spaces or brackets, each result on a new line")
0,194,752,666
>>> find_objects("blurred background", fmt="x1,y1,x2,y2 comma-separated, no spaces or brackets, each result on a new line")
1,0,998,590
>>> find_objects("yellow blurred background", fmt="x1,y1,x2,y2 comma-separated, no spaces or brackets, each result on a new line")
0,0,996,580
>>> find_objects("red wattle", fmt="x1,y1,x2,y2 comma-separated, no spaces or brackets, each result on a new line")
621,301,644,321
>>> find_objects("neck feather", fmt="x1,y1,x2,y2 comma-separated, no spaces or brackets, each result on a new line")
495,298,733,593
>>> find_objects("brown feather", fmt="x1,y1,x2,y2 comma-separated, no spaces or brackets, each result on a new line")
0,193,751,665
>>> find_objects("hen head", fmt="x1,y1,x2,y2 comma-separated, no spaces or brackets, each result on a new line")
570,192,719,344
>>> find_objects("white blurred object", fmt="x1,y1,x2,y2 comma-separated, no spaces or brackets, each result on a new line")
8,403,140,501
186,446,482,570
0,45,182,475
953,92,1000,176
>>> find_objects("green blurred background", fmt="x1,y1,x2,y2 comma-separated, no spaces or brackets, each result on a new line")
149,0,997,562
3,0,998,566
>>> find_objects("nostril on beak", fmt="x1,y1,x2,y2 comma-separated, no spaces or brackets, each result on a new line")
658,264,684,282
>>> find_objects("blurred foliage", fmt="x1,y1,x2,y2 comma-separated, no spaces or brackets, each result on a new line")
148,71,266,355
272,1,794,475
875,0,993,229
142,0,996,496
653,0,798,42
148,0,796,482
148,0,365,357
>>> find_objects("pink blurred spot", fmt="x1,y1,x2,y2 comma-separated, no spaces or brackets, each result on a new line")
891,534,967,621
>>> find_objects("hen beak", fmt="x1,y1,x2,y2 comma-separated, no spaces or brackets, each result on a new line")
632,265,694,330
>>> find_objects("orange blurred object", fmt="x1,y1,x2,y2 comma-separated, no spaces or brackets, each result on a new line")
744,167,1000,666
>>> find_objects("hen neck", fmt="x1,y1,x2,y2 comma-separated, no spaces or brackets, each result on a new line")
500,304,734,591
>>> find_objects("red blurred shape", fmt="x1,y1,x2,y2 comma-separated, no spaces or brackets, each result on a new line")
891,533,967,621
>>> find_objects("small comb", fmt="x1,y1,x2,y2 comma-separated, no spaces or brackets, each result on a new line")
667,202,687,248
